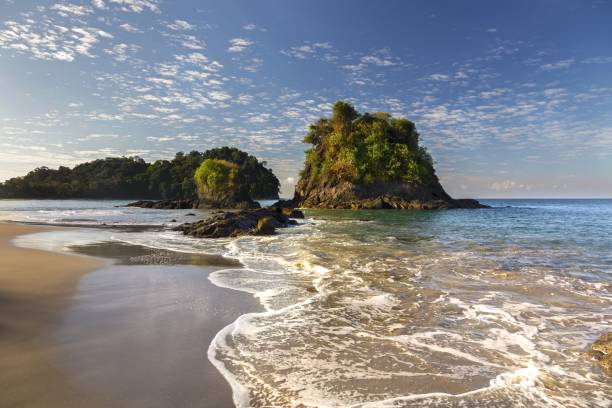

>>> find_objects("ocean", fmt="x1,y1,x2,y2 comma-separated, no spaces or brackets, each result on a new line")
1,199,611,407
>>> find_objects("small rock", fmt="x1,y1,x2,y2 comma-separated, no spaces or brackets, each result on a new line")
255,216,278,235
590,332,612,374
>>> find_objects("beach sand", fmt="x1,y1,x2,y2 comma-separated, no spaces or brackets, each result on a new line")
1,224,259,407
0,223,104,407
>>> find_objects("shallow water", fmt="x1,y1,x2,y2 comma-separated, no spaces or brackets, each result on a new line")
2,199,611,407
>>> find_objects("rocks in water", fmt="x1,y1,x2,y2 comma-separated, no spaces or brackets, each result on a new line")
197,197,260,210
124,197,260,210
174,207,301,238
125,199,199,209
590,332,612,373
255,216,280,235
270,199,305,218
185,213,196,216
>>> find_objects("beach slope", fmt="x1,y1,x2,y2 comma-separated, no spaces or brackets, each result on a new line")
0,223,104,408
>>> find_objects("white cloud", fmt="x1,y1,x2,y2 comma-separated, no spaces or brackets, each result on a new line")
104,43,139,62
76,133,118,141
109,0,160,13
180,35,205,50
540,58,574,71
167,20,194,31
236,94,253,105
228,37,253,52
146,77,174,87
281,42,333,60
430,73,451,81
0,21,114,61
51,3,93,17
243,23,267,32
91,0,106,9
360,55,395,66
119,23,142,33
490,180,533,191
208,90,231,101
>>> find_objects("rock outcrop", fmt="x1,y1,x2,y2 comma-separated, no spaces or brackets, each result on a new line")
124,197,260,210
590,332,612,374
173,207,304,238
125,199,200,209
293,180,487,210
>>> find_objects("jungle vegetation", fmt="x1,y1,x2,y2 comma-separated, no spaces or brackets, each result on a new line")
0,147,279,199
300,100,436,187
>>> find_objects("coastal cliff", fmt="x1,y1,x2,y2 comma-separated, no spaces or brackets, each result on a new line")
292,101,486,210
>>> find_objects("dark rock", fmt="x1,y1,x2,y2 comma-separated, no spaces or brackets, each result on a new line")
174,207,296,238
590,332,612,374
293,181,488,210
287,209,305,219
271,199,296,208
197,197,260,210
254,216,278,235
125,199,200,209
270,200,305,218
186,213,196,216
125,197,260,210
170,219,177,223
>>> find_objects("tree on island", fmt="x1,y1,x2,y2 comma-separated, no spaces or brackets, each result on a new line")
193,159,258,208
293,100,485,209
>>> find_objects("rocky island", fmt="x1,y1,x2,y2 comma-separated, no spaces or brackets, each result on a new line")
291,101,486,209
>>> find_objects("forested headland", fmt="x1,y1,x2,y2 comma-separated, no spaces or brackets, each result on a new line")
0,147,279,200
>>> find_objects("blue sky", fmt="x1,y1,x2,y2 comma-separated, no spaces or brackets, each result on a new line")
1,0,611,198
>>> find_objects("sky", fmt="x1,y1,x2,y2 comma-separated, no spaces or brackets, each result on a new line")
1,0,611,198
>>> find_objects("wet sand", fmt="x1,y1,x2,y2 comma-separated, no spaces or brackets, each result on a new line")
53,263,260,408
0,223,104,407
1,224,260,408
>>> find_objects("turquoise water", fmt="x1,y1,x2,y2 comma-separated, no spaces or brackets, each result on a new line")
2,199,611,407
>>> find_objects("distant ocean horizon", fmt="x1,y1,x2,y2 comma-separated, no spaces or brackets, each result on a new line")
2,198,611,407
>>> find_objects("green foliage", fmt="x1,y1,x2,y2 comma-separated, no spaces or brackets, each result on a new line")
201,147,280,199
194,159,238,195
0,147,280,199
301,100,437,186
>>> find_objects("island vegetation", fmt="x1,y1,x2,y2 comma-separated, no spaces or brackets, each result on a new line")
193,159,258,208
293,100,485,209
0,147,279,200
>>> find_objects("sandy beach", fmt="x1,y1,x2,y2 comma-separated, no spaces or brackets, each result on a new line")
0,223,104,407
0,222,259,408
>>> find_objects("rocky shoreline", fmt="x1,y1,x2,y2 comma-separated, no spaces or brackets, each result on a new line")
124,198,260,210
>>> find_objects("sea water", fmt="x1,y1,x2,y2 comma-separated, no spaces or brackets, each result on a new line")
2,199,611,407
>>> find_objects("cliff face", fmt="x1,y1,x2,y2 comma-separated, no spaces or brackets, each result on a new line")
292,101,486,210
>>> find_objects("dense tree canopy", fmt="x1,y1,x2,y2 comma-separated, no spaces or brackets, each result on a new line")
0,147,279,199
194,160,238,197
202,147,280,199
300,100,436,186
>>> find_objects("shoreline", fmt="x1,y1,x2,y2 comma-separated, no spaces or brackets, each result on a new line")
1,221,259,407
0,223,105,407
